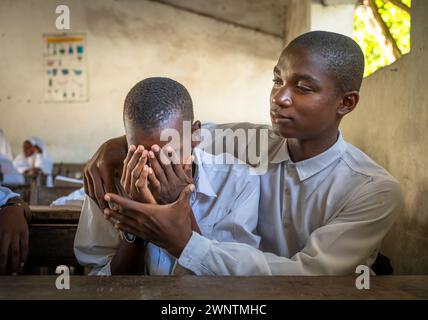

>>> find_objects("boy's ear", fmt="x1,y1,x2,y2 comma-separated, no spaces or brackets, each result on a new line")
191,120,201,148
337,91,359,117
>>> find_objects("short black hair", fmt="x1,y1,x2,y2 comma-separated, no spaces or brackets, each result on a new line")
286,31,365,93
123,77,194,131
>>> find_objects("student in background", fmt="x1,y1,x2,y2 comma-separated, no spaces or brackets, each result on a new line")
0,186,31,275
13,137,53,186
0,129,24,184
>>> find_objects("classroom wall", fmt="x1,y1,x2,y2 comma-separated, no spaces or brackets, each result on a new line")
311,3,355,37
0,0,282,162
342,0,428,274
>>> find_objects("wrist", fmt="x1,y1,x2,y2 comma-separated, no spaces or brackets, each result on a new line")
1,197,31,222
121,231,148,245
169,231,192,258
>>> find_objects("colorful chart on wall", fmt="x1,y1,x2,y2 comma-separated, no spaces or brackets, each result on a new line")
43,34,88,102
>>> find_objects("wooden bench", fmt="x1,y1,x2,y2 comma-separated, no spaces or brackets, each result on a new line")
25,205,83,275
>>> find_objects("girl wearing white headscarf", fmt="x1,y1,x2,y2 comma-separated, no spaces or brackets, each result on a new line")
13,137,53,186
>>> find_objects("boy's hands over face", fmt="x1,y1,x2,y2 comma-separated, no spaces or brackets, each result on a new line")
147,145,193,204
104,184,196,258
84,135,127,210
120,145,156,204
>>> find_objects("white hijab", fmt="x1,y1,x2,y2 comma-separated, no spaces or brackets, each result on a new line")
27,136,53,174
13,136,53,180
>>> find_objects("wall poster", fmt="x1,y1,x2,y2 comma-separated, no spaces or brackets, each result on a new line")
43,34,88,102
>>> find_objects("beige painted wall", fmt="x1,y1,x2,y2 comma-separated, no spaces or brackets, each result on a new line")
311,3,355,37
342,0,428,274
0,0,281,162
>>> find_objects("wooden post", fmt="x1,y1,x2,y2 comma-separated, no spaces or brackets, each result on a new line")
283,0,311,48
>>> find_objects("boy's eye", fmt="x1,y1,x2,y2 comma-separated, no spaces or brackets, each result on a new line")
296,84,312,92
272,78,283,85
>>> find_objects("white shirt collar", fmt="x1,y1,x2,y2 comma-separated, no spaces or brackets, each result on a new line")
192,148,218,198
273,131,347,181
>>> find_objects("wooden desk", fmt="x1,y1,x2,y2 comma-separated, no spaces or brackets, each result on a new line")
26,205,82,274
30,205,81,223
29,186,81,205
0,276,427,300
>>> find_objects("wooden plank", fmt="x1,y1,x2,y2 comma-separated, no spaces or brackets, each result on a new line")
30,205,81,221
0,276,427,300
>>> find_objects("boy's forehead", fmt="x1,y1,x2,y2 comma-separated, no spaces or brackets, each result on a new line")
276,46,331,81
125,120,188,149
278,46,312,68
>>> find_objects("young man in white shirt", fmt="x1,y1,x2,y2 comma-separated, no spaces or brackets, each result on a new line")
87,31,403,275
74,77,260,275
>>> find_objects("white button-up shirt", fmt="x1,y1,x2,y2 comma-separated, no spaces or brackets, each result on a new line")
73,148,261,275
178,132,403,275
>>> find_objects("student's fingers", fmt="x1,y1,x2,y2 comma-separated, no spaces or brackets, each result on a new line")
147,166,161,194
130,151,148,197
124,146,144,194
0,233,11,275
135,165,149,194
155,146,175,182
176,184,196,204
148,147,168,186
90,167,110,211
99,165,118,210
183,155,194,180
115,222,142,239
84,170,95,200
10,234,20,275
105,193,158,214
165,146,188,180
104,208,137,227
121,145,136,186
20,230,29,271
136,167,157,204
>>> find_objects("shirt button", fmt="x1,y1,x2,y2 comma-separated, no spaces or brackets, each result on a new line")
285,189,290,196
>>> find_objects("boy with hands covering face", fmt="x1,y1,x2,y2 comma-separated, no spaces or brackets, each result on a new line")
74,77,261,275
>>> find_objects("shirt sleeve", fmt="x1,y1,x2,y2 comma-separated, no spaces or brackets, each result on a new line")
178,171,262,275
210,172,261,248
13,154,29,174
73,195,120,275
178,179,403,275
0,186,20,206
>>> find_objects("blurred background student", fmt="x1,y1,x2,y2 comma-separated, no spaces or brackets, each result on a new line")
13,137,53,186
